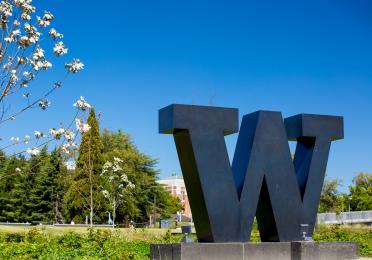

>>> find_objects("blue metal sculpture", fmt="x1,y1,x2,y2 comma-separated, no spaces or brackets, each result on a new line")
159,104,343,243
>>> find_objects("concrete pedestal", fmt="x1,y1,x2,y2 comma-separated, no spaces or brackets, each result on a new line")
150,242,359,260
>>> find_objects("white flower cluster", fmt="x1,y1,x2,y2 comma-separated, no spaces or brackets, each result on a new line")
102,189,110,198
49,128,77,155
10,136,20,144
34,130,46,139
49,128,65,140
75,118,91,133
10,135,31,144
24,135,30,144
36,11,53,28
21,96,91,156
26,147,40,156
101,158,135,197
65,59,84,73
0,0,84,121
61,142,78,155
74,96,91,111
53,41,68,56
49,28,63,40
38,99,50,110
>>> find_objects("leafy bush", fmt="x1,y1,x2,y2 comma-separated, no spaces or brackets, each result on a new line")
0,228,182,259
0,226,370,259
313,225,372,257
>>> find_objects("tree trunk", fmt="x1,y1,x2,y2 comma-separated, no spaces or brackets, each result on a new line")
112,198,116,228
90,172,93,227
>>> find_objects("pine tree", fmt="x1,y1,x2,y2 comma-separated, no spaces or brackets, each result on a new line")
27,149,64,223
50,150,71,224
23,147,50,223
64,108,106,224
0,155,26,222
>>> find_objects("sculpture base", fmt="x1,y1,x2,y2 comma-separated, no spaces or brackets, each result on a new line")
150,242,359,260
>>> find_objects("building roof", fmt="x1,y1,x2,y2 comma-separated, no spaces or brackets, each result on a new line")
157,175,185,187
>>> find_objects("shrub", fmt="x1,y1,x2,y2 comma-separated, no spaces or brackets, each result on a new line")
0,226,369,258
313,225,372,257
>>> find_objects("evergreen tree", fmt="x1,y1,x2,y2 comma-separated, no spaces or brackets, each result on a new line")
27,149,65,223
0,155,26,222
64,108,106,224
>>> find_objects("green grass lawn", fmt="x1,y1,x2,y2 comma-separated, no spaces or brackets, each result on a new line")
0,225,173,239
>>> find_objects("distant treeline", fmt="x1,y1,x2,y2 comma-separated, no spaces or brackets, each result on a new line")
0,109,180,225
319,172,371,213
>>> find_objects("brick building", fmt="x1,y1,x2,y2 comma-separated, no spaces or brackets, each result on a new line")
157,175,192,221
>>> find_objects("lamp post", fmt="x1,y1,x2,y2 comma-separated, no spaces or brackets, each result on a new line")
106,211,112,225
153,194,157,228
348,196,352,212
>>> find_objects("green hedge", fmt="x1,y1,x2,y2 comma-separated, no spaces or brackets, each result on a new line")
0,228,179,259
0,227,370,259
313,225,372,257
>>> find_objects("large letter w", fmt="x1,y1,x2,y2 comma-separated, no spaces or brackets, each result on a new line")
159,104,343,243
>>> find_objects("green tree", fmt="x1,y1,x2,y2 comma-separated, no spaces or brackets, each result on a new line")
27,149,67,223
64,108,106,224
319,177,342,213
349,172,372,211
101,129,181,223
23,147,50,223
0,148,52,223
101,158,135,226
0,155,26,222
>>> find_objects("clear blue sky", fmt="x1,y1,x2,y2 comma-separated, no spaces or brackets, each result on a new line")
3,0,372,193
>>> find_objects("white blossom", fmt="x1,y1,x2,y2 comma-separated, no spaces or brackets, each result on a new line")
4,37,13,43
19,23,40,47
53,41,68,56
73,96,91,111
9,70,18,84
114,157,123,163
121,174,128,182
65,161,76,171
43,11,54,22
18,56,27,64
0,1,13,17
24,135,30,144
13,19,20,26
40,60,52,70
37,16,49,27
10,137,20,144
102,190,110,198
23,71,34,80
38,99,50,110
61,143,74,155
33,46,44,61
27,147,40,156
15,167,22,173
21,12,31,20
49,28,63,40
50,128,65,139
34,130,44,139
64,130,75,142
75,118,91,133
65,59,84,73
113,164,122,172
